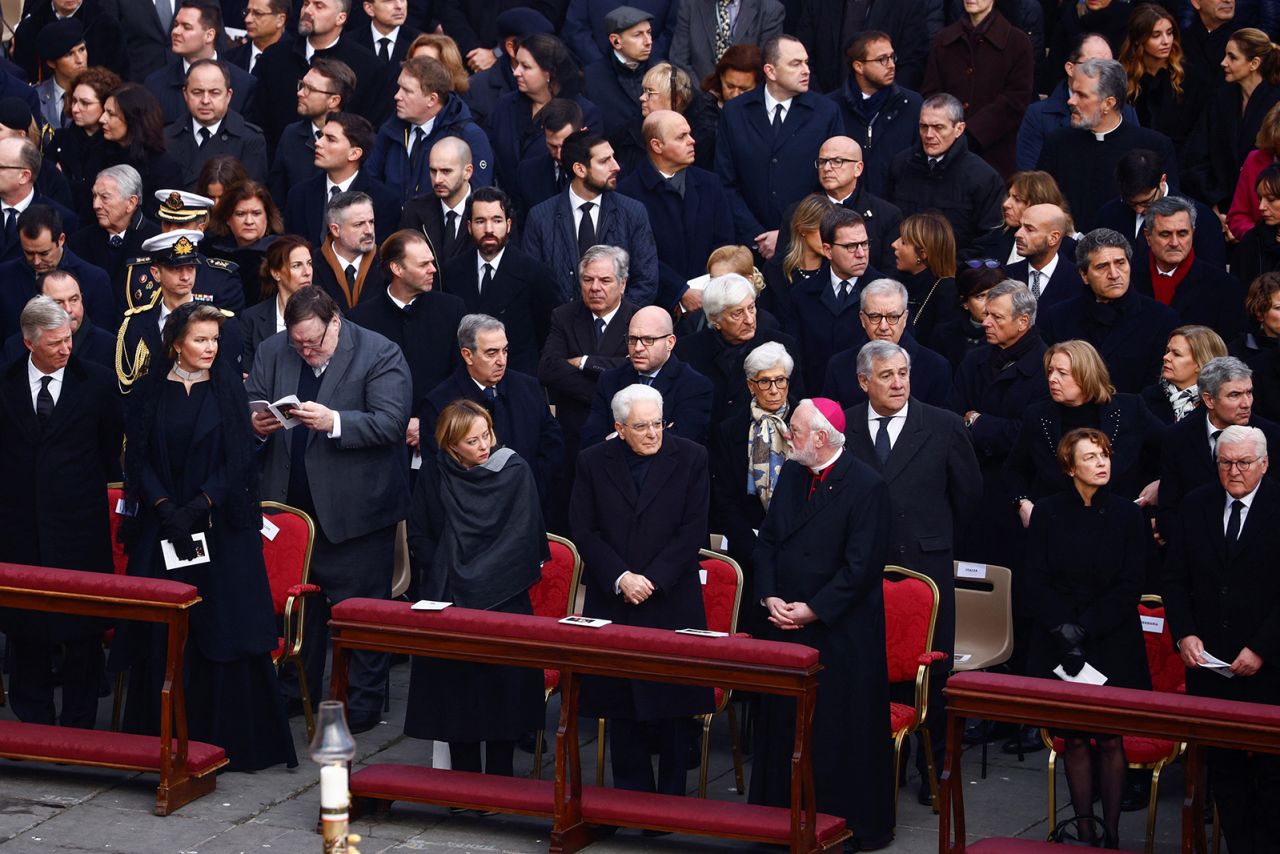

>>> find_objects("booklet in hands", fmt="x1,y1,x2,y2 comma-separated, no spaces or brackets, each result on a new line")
250,395,303,429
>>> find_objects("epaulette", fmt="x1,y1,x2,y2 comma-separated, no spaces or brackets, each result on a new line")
125,255,153,266
204,256,238,272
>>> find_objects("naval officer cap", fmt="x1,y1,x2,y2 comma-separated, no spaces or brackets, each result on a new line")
155,189,215,224
141,229,204,267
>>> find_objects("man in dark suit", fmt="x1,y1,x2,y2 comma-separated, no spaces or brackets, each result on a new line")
582,7,655,153
1092,148,1225,268
1157,356,1280,538
796,0,942,93
246,285,411,732
284,112,399,246
523,131,660,305
142,0,258,123
580,304,713,446
399,136,474,269
715,34,843,257
1006,203,1082,312
617,109,733,314
570,382,713,795
1163,424,1280,851
0,137,79,265
347,0,421,66
225,0,290,76
512,97,580,217
0,295,122,728
539,244,638,529
346,228,466,457
117,0,171,80
421,313,563,503
163,60,269,187
789,207,883,392
439,187,557,375
312,190,386,310
267,58,355,202
1131,195,1247,338
1039,228,1179,394
750,397,894,849
1,271,114,368
669,0,784,83
12,0,129,81
1036,59,1180,232
67,164,161,313
823,277,952,409
843,339,980,806
0,205,115,340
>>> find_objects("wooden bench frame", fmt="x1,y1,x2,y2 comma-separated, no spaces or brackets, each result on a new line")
328,599,847,854
0,563,226,815
938,671,1280,854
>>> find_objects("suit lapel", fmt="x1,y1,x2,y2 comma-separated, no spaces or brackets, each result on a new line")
846,404,879,470
774,97,810,150
2,361,41,443
603,440,639,507
635,440,679,515
557,194,577,258
881,404,926,481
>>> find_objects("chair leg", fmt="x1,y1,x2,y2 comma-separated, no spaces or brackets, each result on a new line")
697,713,712,798
295,658,316,742
1212,802,1221,854
891,733,905,817
595,718,606,788
921,728,941,814
727,702,745,794
1046,745,1058,839
111,671,126,731
533,729,546,780
1144,762,1166,854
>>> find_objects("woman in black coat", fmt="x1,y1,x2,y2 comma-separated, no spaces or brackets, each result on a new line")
933,261,1004,369
890,212,961,349
203,180,284,308
115,303,296,772
1228,270,1280,360
1118,4,1206,152
1006,340,1165,520
1024,427,1150,847
1235,164,1280,288
92,83,185,220
47,66,120,220
1140,324,1228,424
403,400,547,776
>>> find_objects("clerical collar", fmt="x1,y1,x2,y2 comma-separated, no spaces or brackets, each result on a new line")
1092,116,1123,142
306,34,341,60
808,446,843,475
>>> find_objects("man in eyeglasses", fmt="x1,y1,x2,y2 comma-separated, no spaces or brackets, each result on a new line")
789,206,883,391
579,304,713,446
821,277,951,409
1164,424,1280,851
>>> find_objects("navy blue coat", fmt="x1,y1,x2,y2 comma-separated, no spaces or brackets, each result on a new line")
463,61,515,130
283,169,402,248
142,59,258,125
267,119,322,205
420,365,563,503
570,434,713,719
617,159,734,311
828,81,922,201
822,332,952,409
1038,286,1180,394
521,188,659,306
563,0,678,65
579,353,714,447
1005,251,1085,313
487,92,602,193
1129,256,1248,340
366,96,495,201
0,249,115,340
715,86,843,241
673,324,804,423
345,289,466,413
2,320,114,370
786,261,884,392
1015,79,1139,173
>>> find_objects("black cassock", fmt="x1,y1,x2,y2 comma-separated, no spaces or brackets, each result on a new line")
751,450,895,845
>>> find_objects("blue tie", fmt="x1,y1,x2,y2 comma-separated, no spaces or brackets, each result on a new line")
594,317,606,344
874,416,892,464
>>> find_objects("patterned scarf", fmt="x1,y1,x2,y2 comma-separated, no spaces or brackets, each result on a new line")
1161,379,1201,422
747,400,790,510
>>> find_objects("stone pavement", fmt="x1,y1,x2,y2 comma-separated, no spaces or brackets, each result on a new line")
0,660,1191,853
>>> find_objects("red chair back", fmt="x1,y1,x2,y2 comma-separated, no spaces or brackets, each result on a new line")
106,485,127,575
883,568,939,683
530,534,580,619
261,503,315,616
1140,597,1185,695
699,550,743,635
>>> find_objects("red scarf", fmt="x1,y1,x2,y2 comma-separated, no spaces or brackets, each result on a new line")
1148,248,1194,306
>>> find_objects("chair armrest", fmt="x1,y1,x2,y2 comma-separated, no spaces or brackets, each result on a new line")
288,583,322,597
918,651,947,666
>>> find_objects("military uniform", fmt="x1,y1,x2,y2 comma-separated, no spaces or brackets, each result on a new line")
123,253,243,312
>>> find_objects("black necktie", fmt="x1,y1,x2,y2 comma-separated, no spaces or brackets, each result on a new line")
377,36,391,62
108,234,123,248
578,201,596,257
483,386,497,406
3,207,16,249
36,375,54,425
408,127,427,185
1211,429,1223,464
1226,498,1244,548
874,416,892,464
329,185,341,201
315,127,323,141
443,210,457,253
480,262,492,295
198,127,211,147
344,263,357,291
594,316,606,344
771,103,783,138
928,157,941,175
642,375,654,386
838,279,851,308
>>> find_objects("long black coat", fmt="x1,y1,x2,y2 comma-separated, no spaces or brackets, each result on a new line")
570,435,714,720
787,262,884,392
1163,477,1280,704
538,299,637,444
886,134,1006,259
1250,346,1280,424
750,450,894,841
1183,80,1280,210
1130,256,1247,340
1038,286,1180,394
164,110,269,188
579,354,714,447
0,355,121,640
673,324,803,424
1230,220,1280,289
822,331,953,409
844,400,981,661
1023,488,1150,689
829,82,922,199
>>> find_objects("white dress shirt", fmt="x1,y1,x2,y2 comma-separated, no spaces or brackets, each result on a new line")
1223,482,1261,535
28,359,64,409
868,401,909,448
763,87,792,126
568,185,601,233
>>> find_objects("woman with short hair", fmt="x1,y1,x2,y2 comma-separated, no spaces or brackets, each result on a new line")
1141,325,1228,423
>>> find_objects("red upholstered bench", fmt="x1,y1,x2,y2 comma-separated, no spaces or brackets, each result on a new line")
0,562,221,815
351,765,555,816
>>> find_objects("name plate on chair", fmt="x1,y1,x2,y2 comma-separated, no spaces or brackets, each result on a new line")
956,562,987,579
411,600,453,611
260,516,280,541
1140,615,1164,634
953,653,972,663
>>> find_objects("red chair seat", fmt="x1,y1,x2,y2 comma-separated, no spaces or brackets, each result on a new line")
890,701,916,735
1048,734,1178,765
0,720,226,775
351,764,555,815
544,669,559,692
966,839,1064,854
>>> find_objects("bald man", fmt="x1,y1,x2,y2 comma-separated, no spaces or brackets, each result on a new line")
776,135,902,273
579,304,715,446
1006,203,1081,311
401,136,475,268
618,110,734,315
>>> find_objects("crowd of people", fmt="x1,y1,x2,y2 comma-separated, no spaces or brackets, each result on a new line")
0,0,1279,849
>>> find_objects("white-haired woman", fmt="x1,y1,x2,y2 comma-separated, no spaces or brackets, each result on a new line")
674,273,802,422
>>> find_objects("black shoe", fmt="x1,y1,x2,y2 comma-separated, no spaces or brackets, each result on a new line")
284,698,306,719
1000,726,1045,755
347,713,380,734
1120,779,1149,812
917,782,934,806
845,832,894,851
962,719,996,745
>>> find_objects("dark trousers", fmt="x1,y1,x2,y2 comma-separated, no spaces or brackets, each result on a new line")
609,717,693,796
286,523,396,719
1208,747,1280,853
8,636,104,728
450,740,517,776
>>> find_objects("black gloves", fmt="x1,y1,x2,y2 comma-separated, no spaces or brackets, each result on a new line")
1051,623,1087,677
157,496,211,562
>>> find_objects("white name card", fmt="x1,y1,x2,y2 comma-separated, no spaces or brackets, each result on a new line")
956,562,987,580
